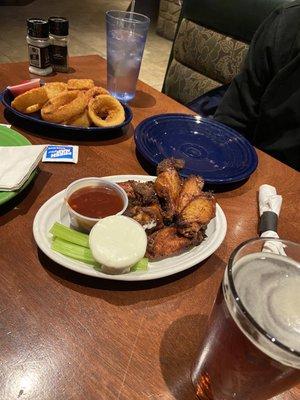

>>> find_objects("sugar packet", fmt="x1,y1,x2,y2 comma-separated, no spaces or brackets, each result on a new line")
42,145,78,163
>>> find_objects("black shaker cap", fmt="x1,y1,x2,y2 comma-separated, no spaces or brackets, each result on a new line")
27,18,49,38
49,17,69,36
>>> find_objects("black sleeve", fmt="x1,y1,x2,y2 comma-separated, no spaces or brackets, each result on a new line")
214,8,282,138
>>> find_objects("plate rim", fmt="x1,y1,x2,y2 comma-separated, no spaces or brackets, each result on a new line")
1,88,133,133
134,113,258,184
33,174,227,281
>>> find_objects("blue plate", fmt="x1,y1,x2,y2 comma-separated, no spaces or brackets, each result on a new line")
1,88,133,137
134,114,258,185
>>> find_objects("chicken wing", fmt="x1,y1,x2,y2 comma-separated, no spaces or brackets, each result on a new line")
126,203,164,233
133,181,158,206
156,158,185,174
118,181,136,204
118,180,158,207
176,175,204,214
154,158,183,221
177,193,216,238
146,226,204,260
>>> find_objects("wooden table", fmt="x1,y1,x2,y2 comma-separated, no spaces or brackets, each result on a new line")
0,55,299,400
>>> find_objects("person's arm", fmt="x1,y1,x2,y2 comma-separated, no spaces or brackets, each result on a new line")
214,8,282,138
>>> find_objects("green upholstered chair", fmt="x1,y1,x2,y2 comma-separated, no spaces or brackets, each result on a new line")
157,0,182,40
162,0,289,104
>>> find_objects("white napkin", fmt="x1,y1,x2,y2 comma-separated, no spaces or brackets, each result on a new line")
0,145,47,191
259,184,286,255
259,184,282,217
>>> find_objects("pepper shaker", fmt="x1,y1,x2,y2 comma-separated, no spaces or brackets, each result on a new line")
26,18,53,76
49,17,69,72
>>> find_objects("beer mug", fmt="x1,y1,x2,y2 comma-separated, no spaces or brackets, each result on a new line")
192,238,300,400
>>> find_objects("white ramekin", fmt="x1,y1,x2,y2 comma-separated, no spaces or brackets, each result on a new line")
65,177,128,232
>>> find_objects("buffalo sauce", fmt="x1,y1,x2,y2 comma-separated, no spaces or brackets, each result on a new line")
68,185,124,218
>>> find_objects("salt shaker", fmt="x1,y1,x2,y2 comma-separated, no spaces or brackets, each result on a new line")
49,17,69,72
26,18,53,76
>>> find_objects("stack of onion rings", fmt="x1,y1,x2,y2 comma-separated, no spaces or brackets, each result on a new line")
41,90,87,123
10,78,126,128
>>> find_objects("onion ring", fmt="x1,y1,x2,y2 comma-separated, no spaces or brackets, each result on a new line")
85,86,109,100
11,87,48,114
41,90,88,123
67,79,94,90
44,82,67,99
64,110,91,127
88,95,125,127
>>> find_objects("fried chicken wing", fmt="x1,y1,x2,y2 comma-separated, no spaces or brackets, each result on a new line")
177,222,208,239
154,158,184,221
133,181,158,206
118,180,158,207
126,203,164,233
156,158,185,174
146,226,204,260
179,193,215,225
176,175,205,214
118,181,137,204
177,193,216,238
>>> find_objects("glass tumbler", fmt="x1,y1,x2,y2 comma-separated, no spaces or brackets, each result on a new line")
192,238,300,400
106,10,150,102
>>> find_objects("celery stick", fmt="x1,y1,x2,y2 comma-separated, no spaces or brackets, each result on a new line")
130,257,148,272
51,237,98,266
50,222,89,248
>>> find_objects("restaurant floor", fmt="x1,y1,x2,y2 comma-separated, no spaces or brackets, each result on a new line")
0,0,172,91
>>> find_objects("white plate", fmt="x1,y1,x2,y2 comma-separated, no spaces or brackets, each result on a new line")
33,175,227,281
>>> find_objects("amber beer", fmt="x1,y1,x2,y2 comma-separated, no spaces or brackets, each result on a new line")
192,239,300,400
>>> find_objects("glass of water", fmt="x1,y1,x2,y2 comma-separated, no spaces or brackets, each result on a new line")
106,10,150,102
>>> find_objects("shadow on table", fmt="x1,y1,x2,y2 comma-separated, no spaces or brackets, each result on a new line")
4,109,133,146
129,90,157,108
0,169,51,225
38,250,225,306
160,313,208,400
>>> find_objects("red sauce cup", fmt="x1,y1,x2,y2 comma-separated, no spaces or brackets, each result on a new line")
65,177,128,232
